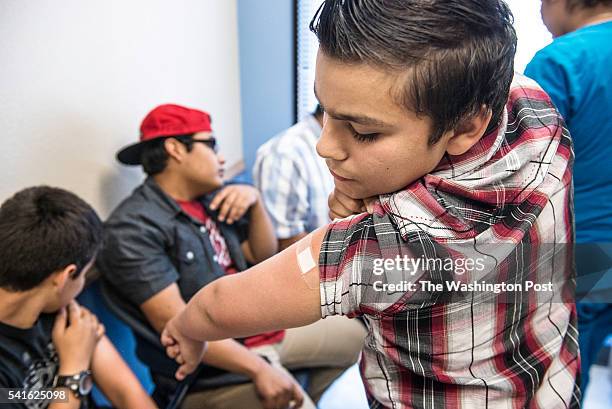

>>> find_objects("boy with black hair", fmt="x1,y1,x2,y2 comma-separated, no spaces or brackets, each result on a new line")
0,186,156,408
163,1,580,408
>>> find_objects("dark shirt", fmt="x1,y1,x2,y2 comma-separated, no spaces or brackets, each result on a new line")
96,177,281,384
98,177,249,307
0,314,89,409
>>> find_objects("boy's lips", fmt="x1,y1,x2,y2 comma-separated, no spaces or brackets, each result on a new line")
329,169,352,182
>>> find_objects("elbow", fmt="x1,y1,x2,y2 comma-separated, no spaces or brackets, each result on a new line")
185,280,230,341
200,276,262,340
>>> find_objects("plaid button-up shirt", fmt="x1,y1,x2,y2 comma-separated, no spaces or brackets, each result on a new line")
318,74,580,409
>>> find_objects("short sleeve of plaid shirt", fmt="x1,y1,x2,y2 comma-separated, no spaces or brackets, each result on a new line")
318,210,430,318
319,213,375,318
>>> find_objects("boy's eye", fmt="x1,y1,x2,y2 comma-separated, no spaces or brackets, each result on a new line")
351,128,379,143
347,123,379,143
352,131,379,143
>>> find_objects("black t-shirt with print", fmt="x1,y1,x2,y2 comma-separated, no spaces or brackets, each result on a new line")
0,313,89,409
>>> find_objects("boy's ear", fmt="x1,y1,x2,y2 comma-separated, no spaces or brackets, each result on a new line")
445,106,493,156
164,137,187,162
50,264,78,290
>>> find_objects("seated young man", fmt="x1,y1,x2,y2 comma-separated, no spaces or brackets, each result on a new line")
0,186,156,409
97,104,365,409
162,1,580,408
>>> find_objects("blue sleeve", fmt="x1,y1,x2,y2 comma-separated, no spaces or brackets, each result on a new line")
525,49,571,122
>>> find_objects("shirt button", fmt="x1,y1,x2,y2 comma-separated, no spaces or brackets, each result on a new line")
200,226,207,234
213,255,218,262
186,251,195,261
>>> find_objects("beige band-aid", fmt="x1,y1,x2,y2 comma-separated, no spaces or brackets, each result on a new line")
295,233,319,289
296,234,315,274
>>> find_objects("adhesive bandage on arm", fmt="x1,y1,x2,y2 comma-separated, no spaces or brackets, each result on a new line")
295,232,320,289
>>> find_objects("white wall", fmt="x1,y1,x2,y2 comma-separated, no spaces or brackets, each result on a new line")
0,0,242,218
506,0,552,72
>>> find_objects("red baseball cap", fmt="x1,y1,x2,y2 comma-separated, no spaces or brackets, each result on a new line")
117,104,213,165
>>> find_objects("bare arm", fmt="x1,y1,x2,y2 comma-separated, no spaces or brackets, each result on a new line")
49,303,101,409
172,227,325,342
47,396,81,409
147,284,304,406
141,284,279,377
90,336,157,409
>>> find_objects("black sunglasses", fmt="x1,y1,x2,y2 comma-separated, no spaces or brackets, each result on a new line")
176,136,218,153
192,137,218,153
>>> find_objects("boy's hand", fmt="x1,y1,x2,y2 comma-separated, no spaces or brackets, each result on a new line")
161,318,207,381
210,184,260,224
253,363,304,409
328,187,377,220
52,301,103,374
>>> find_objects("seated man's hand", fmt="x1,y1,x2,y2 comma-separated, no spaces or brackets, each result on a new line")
253,363,304,409
161,317,207,381
210,184,260,225
52,301,104,373
328,187,377,220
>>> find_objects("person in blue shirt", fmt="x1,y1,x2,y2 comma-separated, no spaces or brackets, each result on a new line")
525,0,612,396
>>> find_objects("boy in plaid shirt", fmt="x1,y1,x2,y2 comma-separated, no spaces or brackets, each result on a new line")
162,1,580,407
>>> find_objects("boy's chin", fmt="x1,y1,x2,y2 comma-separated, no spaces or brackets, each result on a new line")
42,299,71,314
336,185,375,201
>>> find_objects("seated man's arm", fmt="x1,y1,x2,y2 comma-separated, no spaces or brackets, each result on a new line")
141,283,270,374
142,283,303,406
90,336,157,409
242,192,278,263
278,232,309,252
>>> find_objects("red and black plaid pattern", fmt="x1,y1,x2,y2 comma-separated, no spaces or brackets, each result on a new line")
318,74,580,409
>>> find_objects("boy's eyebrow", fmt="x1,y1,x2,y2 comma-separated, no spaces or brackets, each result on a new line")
314,85,390,128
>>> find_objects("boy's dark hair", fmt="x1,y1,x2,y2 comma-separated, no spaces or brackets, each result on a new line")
310,0,517,144
0,186,103,292
141,134,195,176
568,0,612,8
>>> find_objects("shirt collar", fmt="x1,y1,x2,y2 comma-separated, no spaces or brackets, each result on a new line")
142,177,183,216
378,74,568,241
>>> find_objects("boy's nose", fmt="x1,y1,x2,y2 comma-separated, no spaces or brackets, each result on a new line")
316,115,348,162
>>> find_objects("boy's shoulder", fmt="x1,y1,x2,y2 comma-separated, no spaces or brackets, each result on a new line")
0,314,57,389
508,72,551,102
105,179,176,230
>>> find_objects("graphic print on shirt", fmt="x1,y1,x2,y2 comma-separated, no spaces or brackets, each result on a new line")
22,342,59,409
